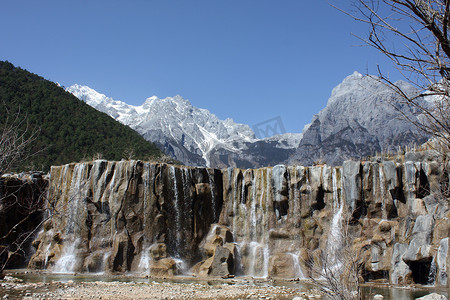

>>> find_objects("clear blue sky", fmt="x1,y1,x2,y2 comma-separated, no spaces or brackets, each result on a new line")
0,0,397,134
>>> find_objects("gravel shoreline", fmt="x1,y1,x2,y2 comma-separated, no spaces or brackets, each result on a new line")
0,275,318,300
2,273,446,300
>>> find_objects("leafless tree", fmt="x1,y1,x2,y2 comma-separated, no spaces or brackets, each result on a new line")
0,106,45,277
0,106,40,175
305,214,362,300
334,0,450,149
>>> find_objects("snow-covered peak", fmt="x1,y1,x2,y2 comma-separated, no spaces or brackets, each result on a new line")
67,84,110,106
144,95,159,103
67,84,299,166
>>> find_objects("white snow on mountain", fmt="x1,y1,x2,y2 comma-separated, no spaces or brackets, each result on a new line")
66,84,302,166
68,71,426,167
261,133,303,149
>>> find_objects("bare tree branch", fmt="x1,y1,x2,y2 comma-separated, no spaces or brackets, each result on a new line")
0,104,40,176
0,105,45,277
305,213,362,300
332,0,450,154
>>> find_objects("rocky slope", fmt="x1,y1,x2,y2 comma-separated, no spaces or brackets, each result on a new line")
28,150,449,287
67,84,301,168
288,72,429,166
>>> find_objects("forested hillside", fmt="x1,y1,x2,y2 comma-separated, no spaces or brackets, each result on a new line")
0,61,163,171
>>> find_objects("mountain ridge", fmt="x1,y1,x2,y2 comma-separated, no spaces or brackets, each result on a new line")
288,72,428,165
68,71,429,168
67,84,302,167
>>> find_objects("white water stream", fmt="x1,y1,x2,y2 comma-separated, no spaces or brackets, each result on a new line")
328,168,344,270
53,163,88,273
206,169,217,222
242,168,271,278
170,166,182,257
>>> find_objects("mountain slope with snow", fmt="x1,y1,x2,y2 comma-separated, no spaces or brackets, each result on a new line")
68,72,429,168
67,84,302,167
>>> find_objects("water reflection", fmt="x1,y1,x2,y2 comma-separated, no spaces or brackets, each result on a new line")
360,285,448,300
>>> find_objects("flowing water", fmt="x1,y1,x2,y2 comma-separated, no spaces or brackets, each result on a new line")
137,164,151,273
233,168,271,278
379,164,386,218
53,239,80,273
206,168,217,222
290,251,305,279
169,166,182,257
53,163,89,273
327,168,344,271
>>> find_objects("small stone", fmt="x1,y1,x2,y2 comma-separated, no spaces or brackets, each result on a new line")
373,295,384,300
416,293,448,300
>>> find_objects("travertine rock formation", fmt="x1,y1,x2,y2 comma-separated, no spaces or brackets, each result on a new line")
27,151,449,287
193,224,237,277
29,161,220,274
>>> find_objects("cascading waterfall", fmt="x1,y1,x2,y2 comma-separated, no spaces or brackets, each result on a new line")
206,169,217,222
65,163,87,234
53,238,80,273
98,239,111,274
138,163,151,273
169,165,182,258
305,171,312,201
244,168,271,278
250,175,257,241
428,257,437,285
177,166,191,274
91,161,113,274
290,251,305,278
247,172,260,277
231,170,238,234
262,168,271,278
43,162,345,279
287,166,305,279
379,164,386,218
53,163,88,273
328,168,344,270
42,230,53,269
24,158,449,287
292,167,300,222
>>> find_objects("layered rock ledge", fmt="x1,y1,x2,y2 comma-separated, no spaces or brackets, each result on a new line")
21,150,450,287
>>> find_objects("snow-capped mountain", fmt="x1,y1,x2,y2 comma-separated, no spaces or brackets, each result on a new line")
68,71,429,168
287,71,429,166
67,84,302,167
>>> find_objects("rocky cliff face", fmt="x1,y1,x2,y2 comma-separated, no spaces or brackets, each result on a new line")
29,161,222,274
28,151,449,287
288,72,429,166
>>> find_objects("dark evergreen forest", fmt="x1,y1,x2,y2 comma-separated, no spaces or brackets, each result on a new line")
0,61,163,171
